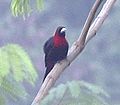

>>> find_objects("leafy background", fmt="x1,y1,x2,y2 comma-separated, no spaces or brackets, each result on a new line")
0,0,120,105
40,81,110,105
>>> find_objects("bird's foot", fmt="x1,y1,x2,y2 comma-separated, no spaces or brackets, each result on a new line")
57,60,62,64
65,58,71,66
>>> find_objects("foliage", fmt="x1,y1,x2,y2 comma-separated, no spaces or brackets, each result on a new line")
0,44,38,105
11,0,44,18
41,81,109,105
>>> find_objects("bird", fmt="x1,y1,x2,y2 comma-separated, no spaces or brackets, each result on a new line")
43,26,69,82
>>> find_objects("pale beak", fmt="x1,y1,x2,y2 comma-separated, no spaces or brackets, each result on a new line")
60,28,67,33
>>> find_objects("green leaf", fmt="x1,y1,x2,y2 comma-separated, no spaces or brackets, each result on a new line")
79,81,109,97
67,81,81,97
36,0,44,11
11,0,19,16
41,91,55,105
41,81,109,105
4,44,38,85
0,43,38,84
0,95,6,105
0,48,10,78
55,84,66,98
7,48,25,82
11,0,44,18
0,76,28,101
0,44,38,104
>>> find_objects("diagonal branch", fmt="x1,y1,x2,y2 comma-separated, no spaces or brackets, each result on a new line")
78,0,102,46
31,0,116,105
85,0,116,44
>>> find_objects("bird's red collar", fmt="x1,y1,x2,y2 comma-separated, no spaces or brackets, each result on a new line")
53,35,67,47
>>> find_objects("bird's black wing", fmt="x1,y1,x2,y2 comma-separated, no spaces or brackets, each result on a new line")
43,37,54,67
43,37,53,54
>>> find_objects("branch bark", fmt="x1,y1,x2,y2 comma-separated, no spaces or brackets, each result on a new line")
31,0,116,105
85,0,116,44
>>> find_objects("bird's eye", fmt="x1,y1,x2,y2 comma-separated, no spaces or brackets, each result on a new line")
60,28,67,33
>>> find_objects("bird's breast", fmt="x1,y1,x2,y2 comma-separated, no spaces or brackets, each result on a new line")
53,36,67,47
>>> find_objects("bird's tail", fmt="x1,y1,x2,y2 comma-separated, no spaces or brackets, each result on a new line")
42,67,53,83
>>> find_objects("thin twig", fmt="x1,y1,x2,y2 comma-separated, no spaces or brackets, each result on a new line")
85,0,117,44
78,0,102,46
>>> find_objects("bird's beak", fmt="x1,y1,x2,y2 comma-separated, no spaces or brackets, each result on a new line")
60,28,67,33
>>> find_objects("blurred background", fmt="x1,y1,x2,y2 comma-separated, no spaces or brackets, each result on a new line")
0,0,120,105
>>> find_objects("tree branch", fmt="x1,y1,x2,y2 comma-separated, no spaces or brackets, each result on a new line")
85,0,116,44
78,0,102,46
31,0,116,105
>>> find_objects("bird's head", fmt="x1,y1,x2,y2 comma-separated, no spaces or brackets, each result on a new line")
55,26,67,37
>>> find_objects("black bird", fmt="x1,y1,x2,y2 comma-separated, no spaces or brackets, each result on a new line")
43,26,69,82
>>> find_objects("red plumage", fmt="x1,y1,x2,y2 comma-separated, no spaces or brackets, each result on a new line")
53,35,67,47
